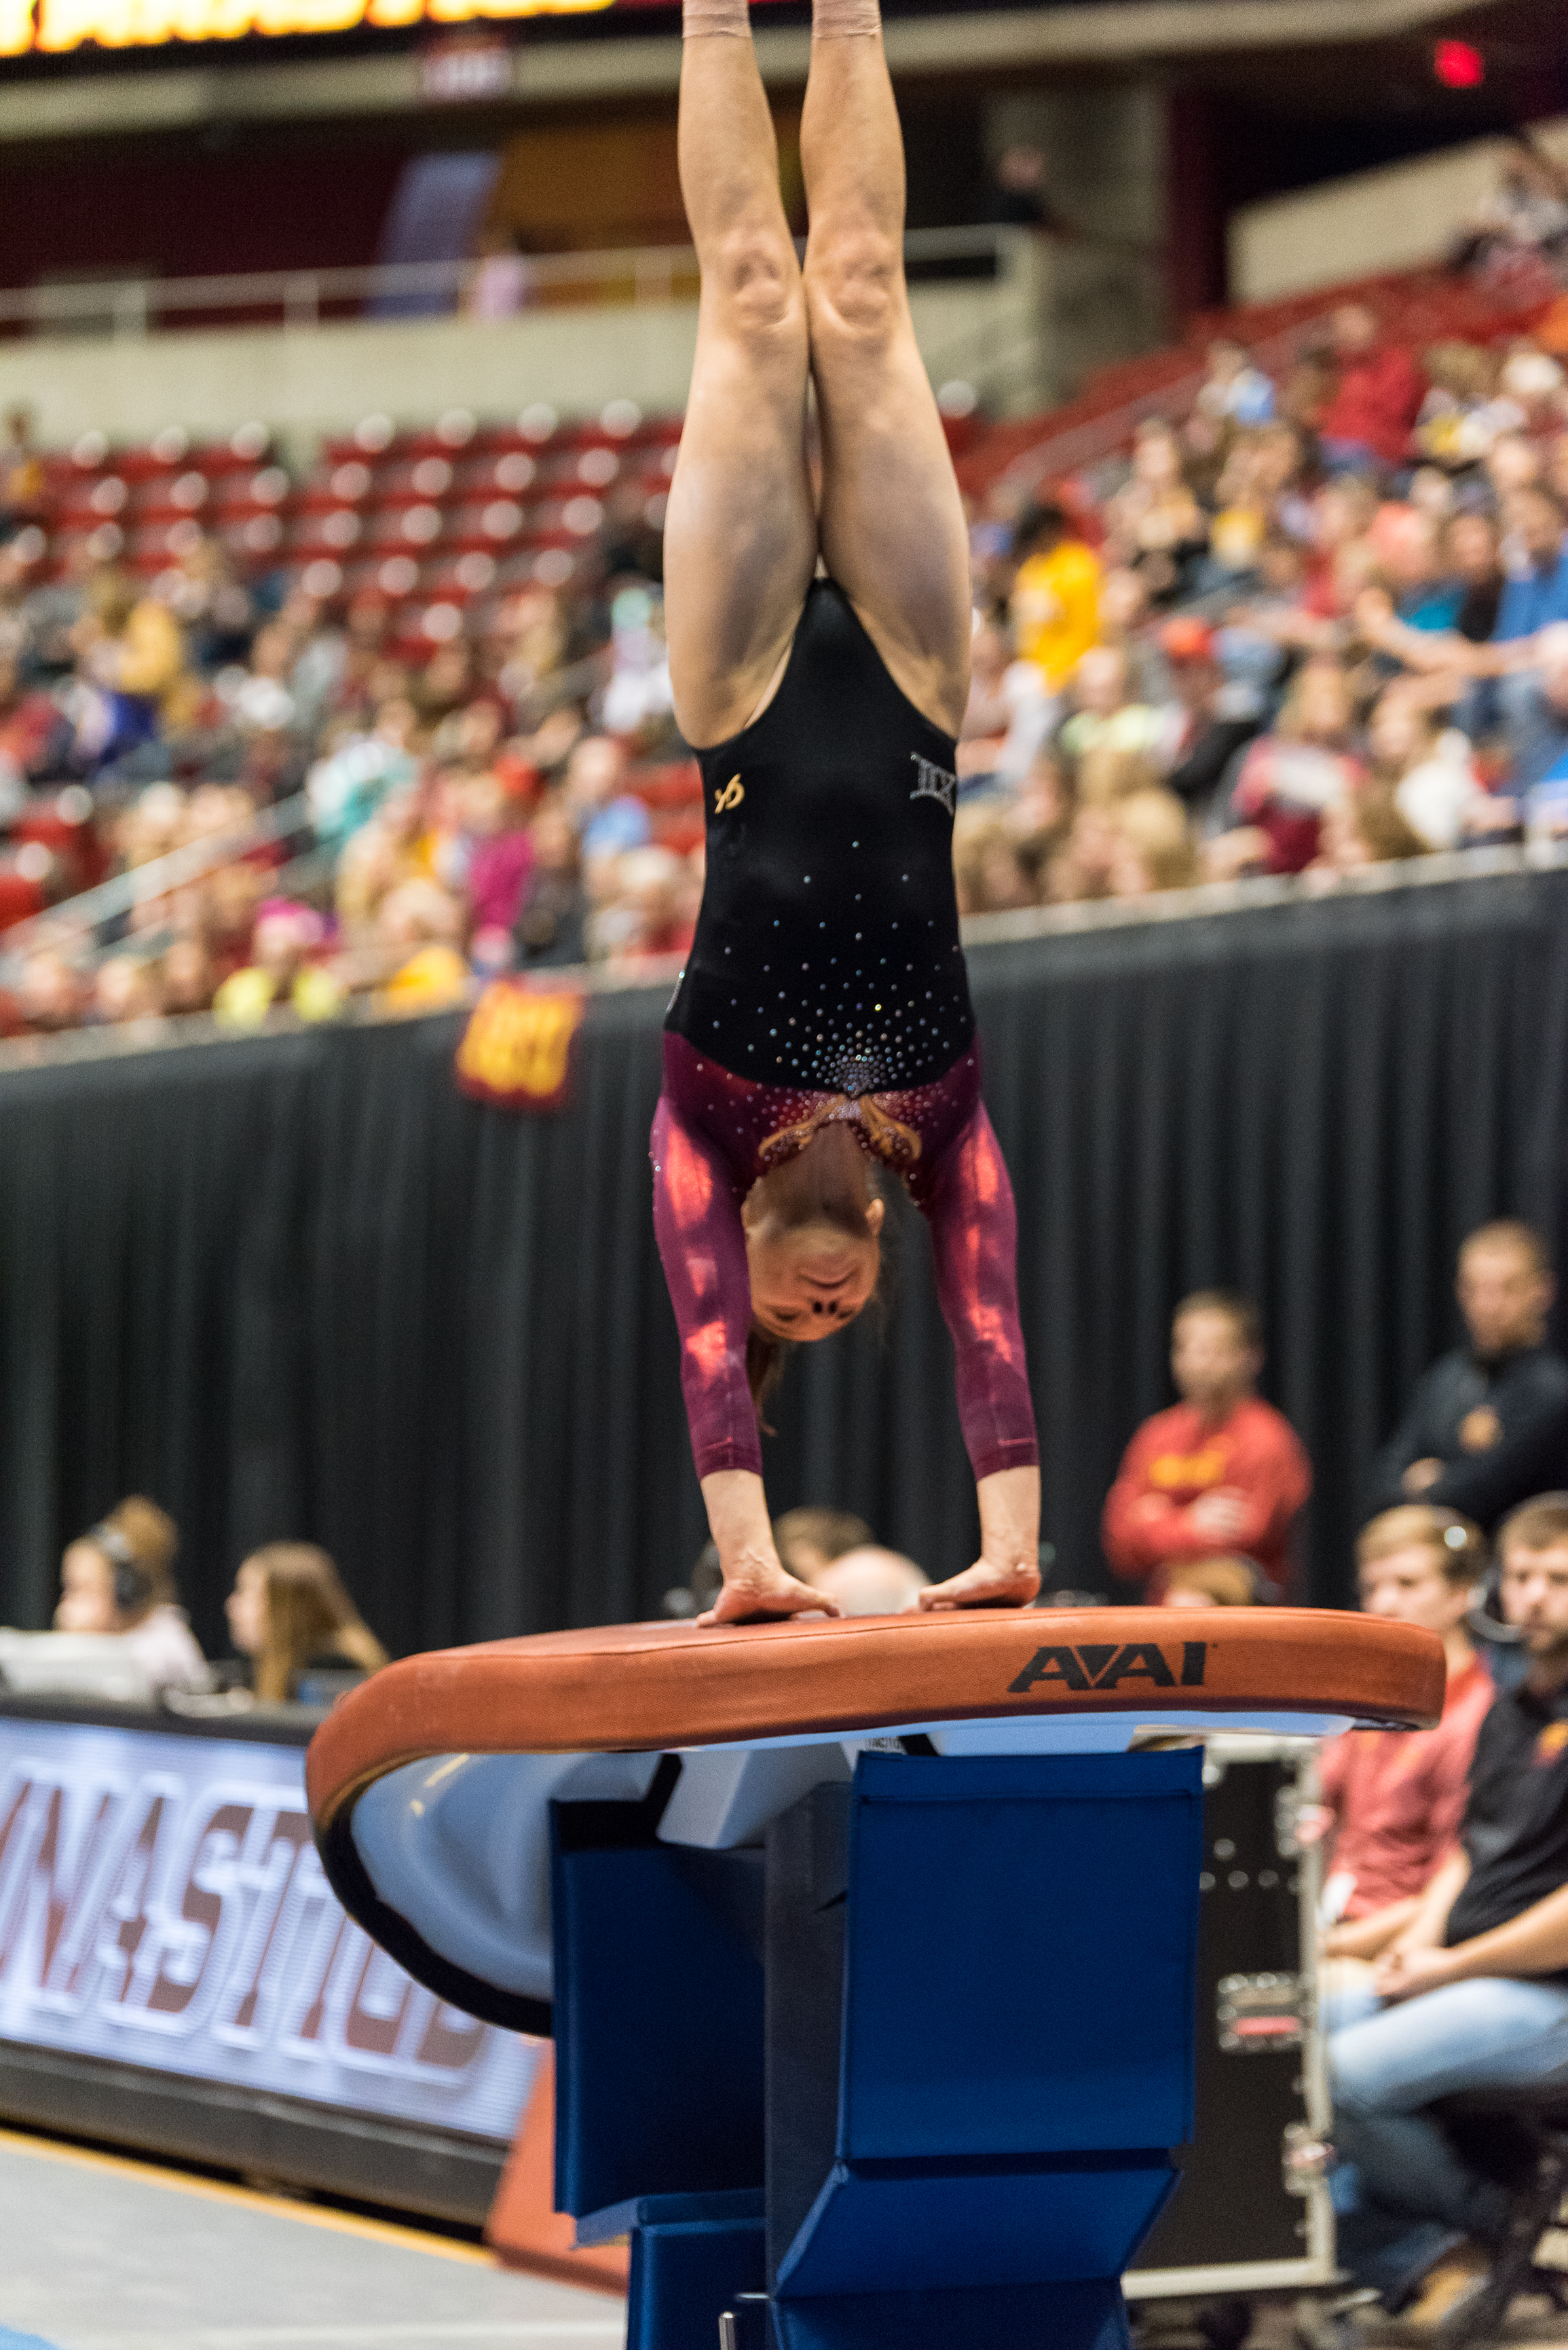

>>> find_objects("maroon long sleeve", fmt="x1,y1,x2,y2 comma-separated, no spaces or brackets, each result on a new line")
652,1034,1037,1484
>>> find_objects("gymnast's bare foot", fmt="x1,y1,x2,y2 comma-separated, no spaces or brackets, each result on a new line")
697,1560,844,1626
919,1557,1040,1611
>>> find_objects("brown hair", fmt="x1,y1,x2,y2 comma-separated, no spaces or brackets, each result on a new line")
746,1328,795,1432
1174,1289,1263,1349
243,1543,388,1704
1462,1219,1552,1277
1498,1494,1568,1563
88,1496,179,1618
1113,787,1200,891
773,1508,874,1570
1077,747,1161,809
1351,787,1430,865
1357,1504,1487,1587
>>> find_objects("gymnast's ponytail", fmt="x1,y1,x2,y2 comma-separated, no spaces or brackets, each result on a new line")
747,1328,795,1435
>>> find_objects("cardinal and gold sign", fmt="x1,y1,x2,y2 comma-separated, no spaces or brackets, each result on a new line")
1,0,607,54
455,981,586,1114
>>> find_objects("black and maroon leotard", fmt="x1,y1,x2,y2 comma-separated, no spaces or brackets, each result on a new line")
651,579,1038,1484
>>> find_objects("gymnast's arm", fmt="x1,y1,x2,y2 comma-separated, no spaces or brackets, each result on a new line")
914,1103,1043,1610
650,1094,840,1624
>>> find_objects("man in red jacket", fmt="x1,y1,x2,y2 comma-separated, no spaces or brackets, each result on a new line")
1318,304,1425,476
1102,1290,1312,1596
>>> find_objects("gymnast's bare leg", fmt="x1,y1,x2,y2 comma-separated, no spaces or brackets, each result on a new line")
663,5,817,750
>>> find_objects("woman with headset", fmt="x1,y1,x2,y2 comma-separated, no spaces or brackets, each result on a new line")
54,1495,208,1692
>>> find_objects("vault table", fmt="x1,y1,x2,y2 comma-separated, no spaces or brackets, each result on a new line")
307,1608,1441,2350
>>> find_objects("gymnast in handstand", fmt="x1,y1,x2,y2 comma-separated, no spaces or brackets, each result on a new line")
652,0,1039,1623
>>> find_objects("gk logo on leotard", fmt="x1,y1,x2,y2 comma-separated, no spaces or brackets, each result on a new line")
714,775,745,812
910,754,958,815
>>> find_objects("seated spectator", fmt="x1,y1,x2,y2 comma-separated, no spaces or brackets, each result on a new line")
813,1545,929,1616
1364,690,1485,851
512,800,589,969
1161,1556,1266,1607
1502,619,1568,798
1106,787,1199,898
1453,138,1568,278
774,1507,874,1586
1204,433,1273,581
0,407,46,544
307,700,422,851
1159,618,1264,823
1194,338,1276,429
1042,801,1119,906
91,951,164,1026
1104,420,1208,606
224,1540,388,1704
1326,1495,1568,2309
373,877,470,1008
1318,304,1425,476
161,934,217,1018
1217,657,1362,876
16,947,85,1033
594,844,696,963
463,765,536,966
1415,342,1505,473
1440,509,1506,646
1009,502,1102,693
1102,1290,1312,1598
958,617,1056,791
1310,1508,1493,1957
213,898,338,1029
1306,784,1429,878
563,733,651,867
1057,646,1164,772
1373,1221,1568,1532
52,1497,208,1692
1376,489,1568,721
952,811,1037,915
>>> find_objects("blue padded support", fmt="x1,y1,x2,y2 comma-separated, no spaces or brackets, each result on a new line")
549,1812,764,2219
774,2154,1178,2297
837,1750,1203,2161
767,2276,1131,2350
770,1749,1203,2343
625,2207,766,2350
576,2185,764,2249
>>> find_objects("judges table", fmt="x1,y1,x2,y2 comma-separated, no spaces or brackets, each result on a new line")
307,1608,1442,2350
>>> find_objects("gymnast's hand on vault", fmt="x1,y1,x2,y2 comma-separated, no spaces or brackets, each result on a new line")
918,1556,1041,1611
697,1559,844,1628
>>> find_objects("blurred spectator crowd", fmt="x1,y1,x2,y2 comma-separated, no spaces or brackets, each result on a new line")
0,399,696,1038
10,259,1568,1031
958,293,1568,915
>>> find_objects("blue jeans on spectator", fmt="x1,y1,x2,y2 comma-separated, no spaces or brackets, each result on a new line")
1328,1977,1568,2301
1499,670,1568,789
1318,438,1382,477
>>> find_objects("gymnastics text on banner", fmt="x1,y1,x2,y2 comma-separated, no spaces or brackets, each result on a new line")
455,983,586,1113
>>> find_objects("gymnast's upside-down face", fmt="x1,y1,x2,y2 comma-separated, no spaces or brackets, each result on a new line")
741,1125,886,1343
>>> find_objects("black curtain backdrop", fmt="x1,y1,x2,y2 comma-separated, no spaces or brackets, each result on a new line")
3,865,1567,1662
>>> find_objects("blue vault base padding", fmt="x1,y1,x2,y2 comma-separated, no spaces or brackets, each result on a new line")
550,1748,1204,2349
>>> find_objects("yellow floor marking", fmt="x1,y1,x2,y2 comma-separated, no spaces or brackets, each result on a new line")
0,2122,495,2264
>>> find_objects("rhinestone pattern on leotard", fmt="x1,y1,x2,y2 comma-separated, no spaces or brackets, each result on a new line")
666,578,975,1096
